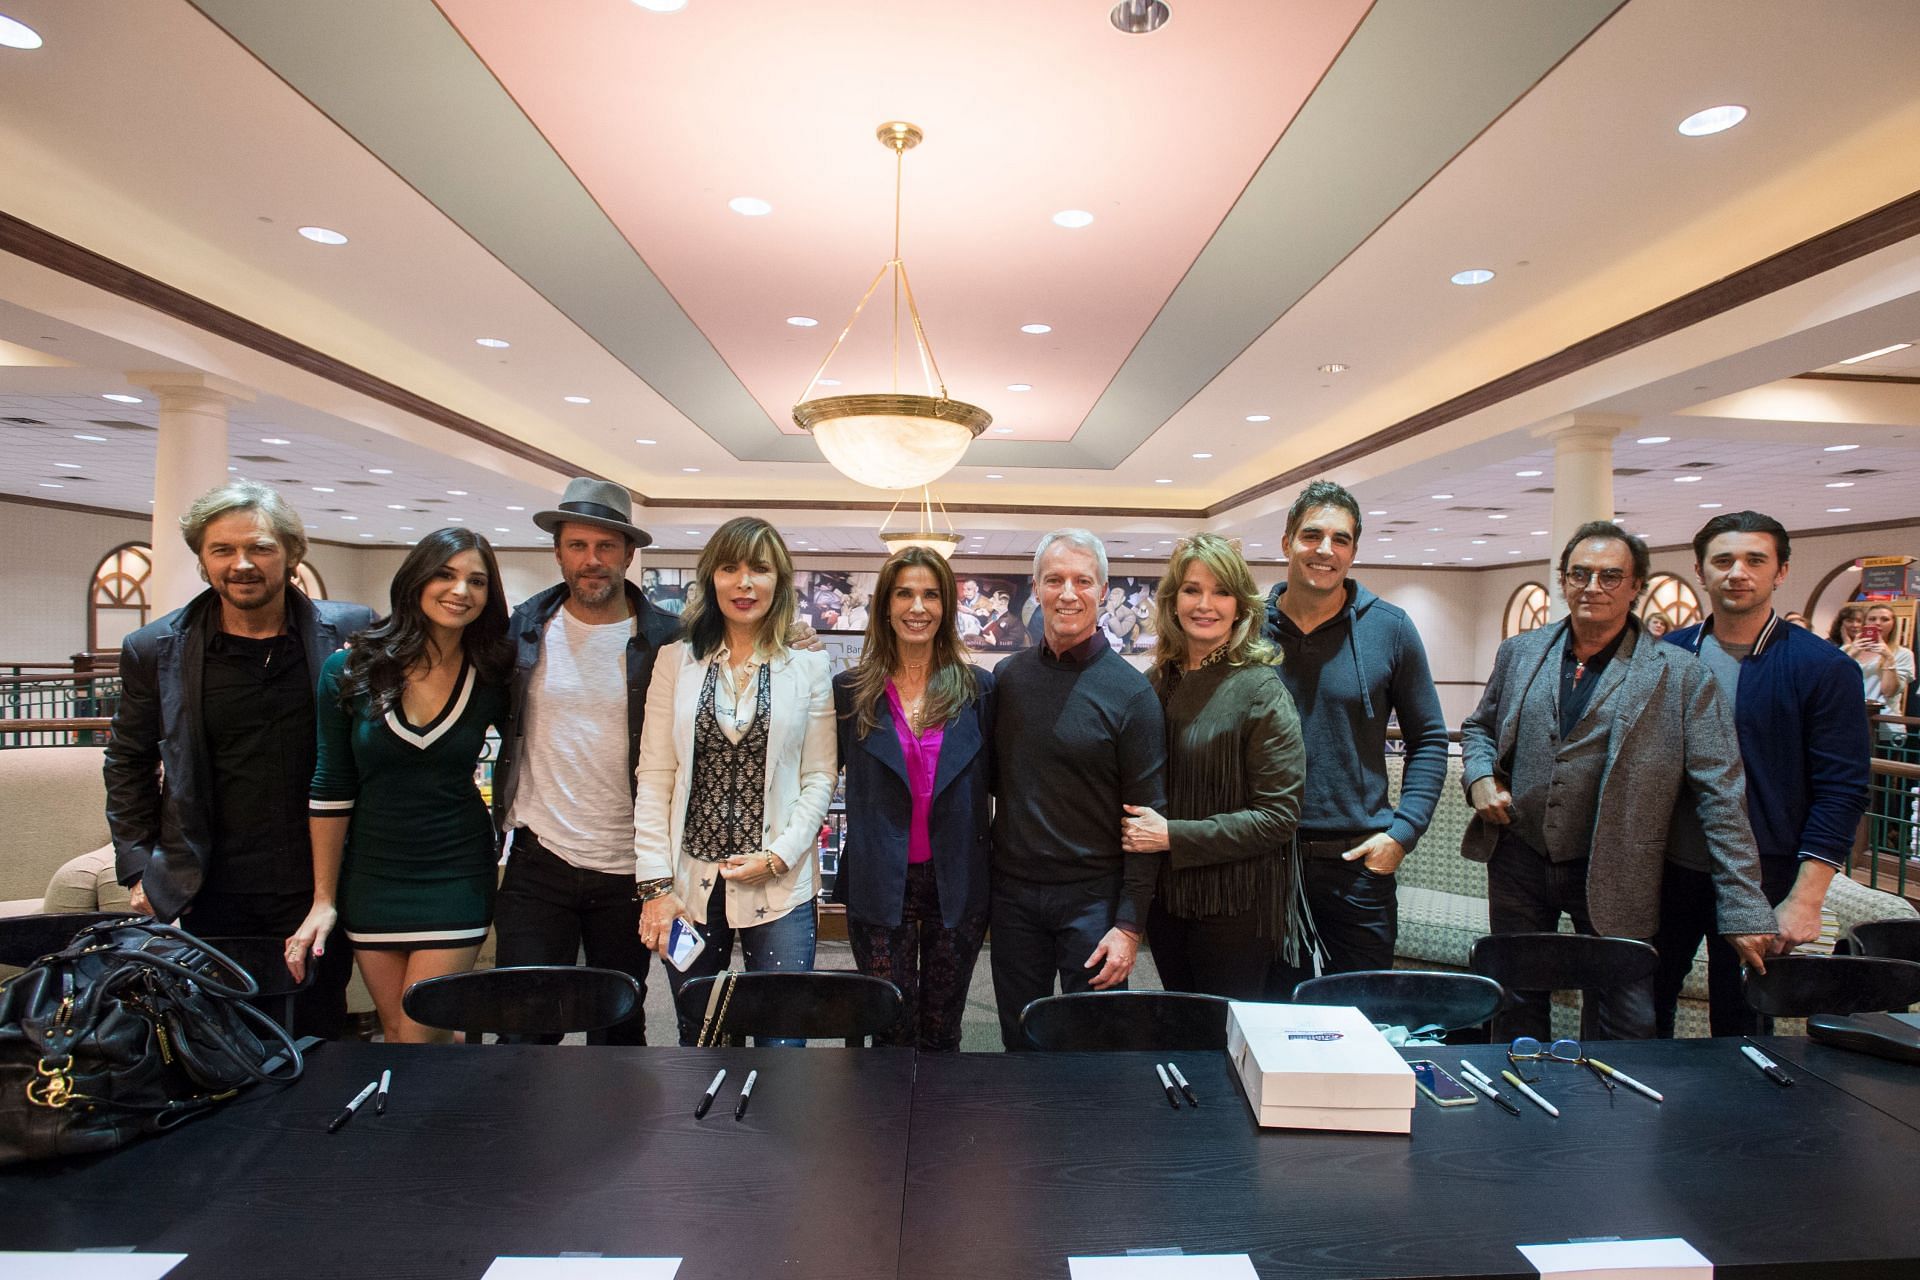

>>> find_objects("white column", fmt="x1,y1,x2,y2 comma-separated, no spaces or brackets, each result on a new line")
1532,413,1632,618
131,373,254,613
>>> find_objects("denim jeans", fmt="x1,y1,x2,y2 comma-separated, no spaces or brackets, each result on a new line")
1263,851,1399,999
989,871,1122,1051
666,874,818,1046
1652,856,1799,1038
494,830,652,1045
1485,830,1655,1041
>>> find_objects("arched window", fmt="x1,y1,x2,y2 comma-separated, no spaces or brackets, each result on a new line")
90,543,153,651
1642,574,1702,630
1503,583,1550,638
294,561,328,601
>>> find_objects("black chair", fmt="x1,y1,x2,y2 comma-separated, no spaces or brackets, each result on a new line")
1467,933,1660,1040
199,935,315,1031
1846,918,1920,962
1742,954,1920,1018
1290,970,1505,1039
1019,990,1231,1051
0,911,134,968
403,965,642,1041
674,972,903,1047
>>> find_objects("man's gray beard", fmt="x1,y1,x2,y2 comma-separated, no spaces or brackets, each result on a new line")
571,575,618,606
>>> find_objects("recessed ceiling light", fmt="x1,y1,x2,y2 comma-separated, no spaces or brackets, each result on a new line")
1460,556,1475,562
728,196,771,217
1509,550,1522,555
1421,562,1434,567
1249,543,1262,549
339,515,358,521
1382,554,1397,560
682,466,701,473
1006,383,1032,392
228,466,238,472
447,489,467,496
297,226,348,245
633,0,688,10
73,434,107,442
1827,507,1852,513
38,482,62,489
447,516,464,522
1052,210,1095,229
359,533,374,539
101,393,143,404
368,467,393,475
1020,323,1052,335
1530,530,1548,536
992,426,1015,434
495,527,510,533
1698,503,1724,510
312,486,334,493
398,526,414,531
0,15,44,48
1154,478,1172,484
563,395,592,405
1245,414,1271,423
1423,548,1437,553
1637,436,1671,445
986,473,1004,480
475,337,511,349
1673,475,1703,483
1515,469,1543,477
817,378,841,387
1838,343,1913,365
1823,443,1860,452
1376,537,1392,543
506,505,525,512
1318,363,1349,374
785,316,818,328
387,503,407,509
261,437,290,445
1677,105,1748,137
1427,527,1444,533
1450,268,1495,286
54,462,81,469
635,438,656,446
1431,493,1453,500
1488,514,1509,520
1191,452,1212,460
684,530,700,536
1471,540,1488,546
1826,481,1854,488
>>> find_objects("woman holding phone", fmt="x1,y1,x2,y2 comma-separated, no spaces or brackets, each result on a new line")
833,546,995,1050
632,517,836,1044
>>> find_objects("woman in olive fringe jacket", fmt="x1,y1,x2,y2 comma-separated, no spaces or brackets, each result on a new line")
1121,533,1306,1000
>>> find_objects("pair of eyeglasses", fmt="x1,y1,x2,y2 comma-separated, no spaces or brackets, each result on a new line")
1508,1037,1613,1091
1562,567,1629,591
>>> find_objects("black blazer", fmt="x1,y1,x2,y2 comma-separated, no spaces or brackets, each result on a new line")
102,587,375,921
832,666,995,929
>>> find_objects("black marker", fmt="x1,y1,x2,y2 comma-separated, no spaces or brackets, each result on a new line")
375,1069,392,1116
1166,1062,1198,1107
734,1069,758,1121
695,1068,727,1119
1154,1063,1182,1109
327,1080,379,1134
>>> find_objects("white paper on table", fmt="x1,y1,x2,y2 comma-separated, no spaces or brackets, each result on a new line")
480,1260,681,1279
0,1254,188,1280
1518,1237,1712,1278
1069,1256,1259,1279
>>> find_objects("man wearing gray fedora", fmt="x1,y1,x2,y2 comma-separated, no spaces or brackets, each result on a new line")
490,477,682,1043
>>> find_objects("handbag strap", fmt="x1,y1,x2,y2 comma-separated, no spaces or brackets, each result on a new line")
62,920,261,1000
696,970,738,1048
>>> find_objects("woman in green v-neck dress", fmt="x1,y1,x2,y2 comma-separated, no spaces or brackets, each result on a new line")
286,527,511,1043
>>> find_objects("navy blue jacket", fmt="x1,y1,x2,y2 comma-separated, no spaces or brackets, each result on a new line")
831,667,995,929
1667,611,1871,866
103,587,375,921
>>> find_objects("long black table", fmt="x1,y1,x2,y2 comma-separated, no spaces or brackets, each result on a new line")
1764,1032,1920,1132
3,1038,1918,1278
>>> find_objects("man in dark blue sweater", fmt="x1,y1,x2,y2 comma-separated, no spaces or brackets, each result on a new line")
990,529,1167,1050
1262,481,1449,994
1656,510,1872,1036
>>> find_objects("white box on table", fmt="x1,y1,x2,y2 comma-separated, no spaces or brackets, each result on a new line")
1225,1001,1414,1133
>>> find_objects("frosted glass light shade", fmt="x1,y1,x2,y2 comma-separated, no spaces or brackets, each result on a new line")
794,393,990,491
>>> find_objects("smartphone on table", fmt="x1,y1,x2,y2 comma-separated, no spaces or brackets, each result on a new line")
1409,1059,1478,1107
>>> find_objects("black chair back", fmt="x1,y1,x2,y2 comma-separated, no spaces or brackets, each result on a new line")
674,972,903,1047
1742,954,1920,1018
1468,932,1660,1039
1290,969,1505,1037
403,966,641,1040
1846,918,1920,962
1019,991,1231,1051
0,911,135,968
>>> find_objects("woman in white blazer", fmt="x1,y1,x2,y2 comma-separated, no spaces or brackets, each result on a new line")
633,516,836,1045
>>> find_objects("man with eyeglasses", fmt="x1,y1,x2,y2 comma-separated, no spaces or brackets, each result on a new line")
1653,510,1871,1037
1460,521,1776,1040
1262,480,1448,995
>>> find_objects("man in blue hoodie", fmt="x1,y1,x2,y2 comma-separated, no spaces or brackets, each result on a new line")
1262,481,1450,995
1655,510,1872,1036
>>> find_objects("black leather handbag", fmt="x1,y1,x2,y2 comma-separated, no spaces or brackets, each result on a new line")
0,918,303,1166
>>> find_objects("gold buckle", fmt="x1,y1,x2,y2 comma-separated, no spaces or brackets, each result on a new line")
27,1055,75,1109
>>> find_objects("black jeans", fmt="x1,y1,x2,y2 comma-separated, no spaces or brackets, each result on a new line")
180,889,353,1040
494,831,651,1046
1652,856,1798,1038
989,871,1123,1051
847,861,988,1051
1263,851,1398,1000
1148,896,1270,1001
1484,830,1654,1041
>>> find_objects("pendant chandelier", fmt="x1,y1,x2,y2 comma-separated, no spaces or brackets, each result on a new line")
878,486,963,560
793,122,991,491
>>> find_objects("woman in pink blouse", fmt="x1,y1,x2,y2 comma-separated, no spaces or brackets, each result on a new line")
832,547,996,1049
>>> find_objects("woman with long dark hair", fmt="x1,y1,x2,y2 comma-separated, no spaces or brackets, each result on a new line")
287,527,511,1043
633,516,835,1045
1120,534,1305,999
833,546,995,1050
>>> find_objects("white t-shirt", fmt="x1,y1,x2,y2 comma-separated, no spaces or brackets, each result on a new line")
1860,644,1915,739
507,607,636,873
